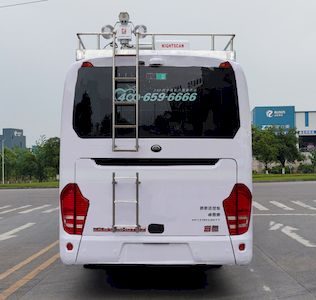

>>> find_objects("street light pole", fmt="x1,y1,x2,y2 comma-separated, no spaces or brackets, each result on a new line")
1,139,4,185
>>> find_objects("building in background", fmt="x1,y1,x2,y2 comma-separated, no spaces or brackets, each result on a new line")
252,106,295,130
0,128,26,149
252,106,316,151
296,111,316,151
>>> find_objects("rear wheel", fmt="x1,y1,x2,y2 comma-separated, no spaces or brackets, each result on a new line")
83,264,98,269
212,265,223,268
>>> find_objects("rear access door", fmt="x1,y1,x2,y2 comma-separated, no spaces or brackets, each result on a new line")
76,158,237,237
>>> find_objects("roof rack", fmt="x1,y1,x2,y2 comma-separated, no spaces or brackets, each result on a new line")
76,32,235,61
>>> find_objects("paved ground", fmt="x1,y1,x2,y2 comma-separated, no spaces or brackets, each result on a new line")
0,182,316,299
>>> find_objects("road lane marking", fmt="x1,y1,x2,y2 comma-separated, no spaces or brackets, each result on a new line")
19,204,51,214
42,207,59,213
253,201,269,211
254,213,316,216
263,285,271,292
0,205,31,215
0,253,59,300
269,221,283,231
270,201,294,211
281,226,316,247
291,201,316,211
0,223,35,241
0,205,11,210
0,240,58,281
269,221,316,248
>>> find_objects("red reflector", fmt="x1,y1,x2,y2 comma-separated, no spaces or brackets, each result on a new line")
219,61,232,69
81,61,94,68
239,243,246,251
66,243,73,251
223,184,252,235
60,184,89,235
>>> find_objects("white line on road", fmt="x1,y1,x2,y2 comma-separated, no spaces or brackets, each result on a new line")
269,221,283,231
253,201,269,211
0,223,35,241
19,205,51,214
270,201,294,211
254,213,316,216
0,205,11,210
292,201,316,211
281,226,316,248
263,285,272,292
42,207,59,213
268,221,316,247
0,205,31,215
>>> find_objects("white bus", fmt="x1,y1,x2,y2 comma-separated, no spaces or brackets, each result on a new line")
59,13,253,267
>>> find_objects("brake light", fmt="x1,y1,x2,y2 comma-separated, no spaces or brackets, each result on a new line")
219,61,232,69
223,184,252,235
81,61,94,68
60,183,89,235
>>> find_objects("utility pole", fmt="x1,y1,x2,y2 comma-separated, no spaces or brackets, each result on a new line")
1,139,4,185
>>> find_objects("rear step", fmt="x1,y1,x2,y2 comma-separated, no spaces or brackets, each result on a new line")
112,172,141,232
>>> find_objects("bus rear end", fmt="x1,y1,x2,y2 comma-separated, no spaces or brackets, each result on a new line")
59,49,252,266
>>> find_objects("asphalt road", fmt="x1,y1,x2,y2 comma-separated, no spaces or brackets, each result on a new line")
0,182,316,299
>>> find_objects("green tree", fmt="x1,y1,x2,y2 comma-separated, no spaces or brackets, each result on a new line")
34,136,60,181
274,127,302,174
0,147,17,182
252,126,278,173
310,149,316,172
15,148,37,181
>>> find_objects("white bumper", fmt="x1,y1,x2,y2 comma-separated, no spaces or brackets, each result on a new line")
60,233,252,266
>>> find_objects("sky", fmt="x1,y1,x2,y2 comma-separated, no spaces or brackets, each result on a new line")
0,0,315,146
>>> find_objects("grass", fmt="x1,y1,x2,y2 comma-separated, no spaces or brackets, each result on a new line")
253,173,316,182
0,181,59,189
0,174,315,188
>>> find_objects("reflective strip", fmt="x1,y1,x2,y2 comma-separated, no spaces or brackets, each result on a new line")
238,223,248,228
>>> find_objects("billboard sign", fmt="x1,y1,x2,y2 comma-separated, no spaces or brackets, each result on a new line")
252,106,295,130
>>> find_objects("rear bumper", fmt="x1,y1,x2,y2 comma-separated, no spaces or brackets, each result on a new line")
60,233,252,266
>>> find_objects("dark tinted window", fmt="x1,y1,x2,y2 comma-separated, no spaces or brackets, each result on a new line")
73,66,240,138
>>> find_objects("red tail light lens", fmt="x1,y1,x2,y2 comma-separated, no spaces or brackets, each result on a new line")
60,184,89,235
219,61,232,69
81,61,94,68
223,184,252,235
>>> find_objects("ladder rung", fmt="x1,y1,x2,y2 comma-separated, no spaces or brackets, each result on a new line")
114,225,138,228
114,101,137,106
113,148,139,152
115,176,137,180
114,200,137,204
114,124,137,129
114,54,137,57
115,77,136,81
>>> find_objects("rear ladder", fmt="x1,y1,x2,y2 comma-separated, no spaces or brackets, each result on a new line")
112,33,140,152
112,172,141,232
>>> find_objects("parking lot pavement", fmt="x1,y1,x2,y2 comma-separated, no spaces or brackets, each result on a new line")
0,182,316,299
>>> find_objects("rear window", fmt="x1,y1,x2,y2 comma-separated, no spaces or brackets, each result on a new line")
73,66,240,138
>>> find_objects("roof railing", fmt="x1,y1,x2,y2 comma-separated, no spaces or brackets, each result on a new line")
76,32,235,52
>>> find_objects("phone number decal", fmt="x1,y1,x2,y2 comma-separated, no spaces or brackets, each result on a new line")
115,89,197,102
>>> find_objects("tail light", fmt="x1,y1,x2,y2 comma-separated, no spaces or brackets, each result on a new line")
81,61,94,68
219,61,232,69
60,184,89,235
223,184,252,235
